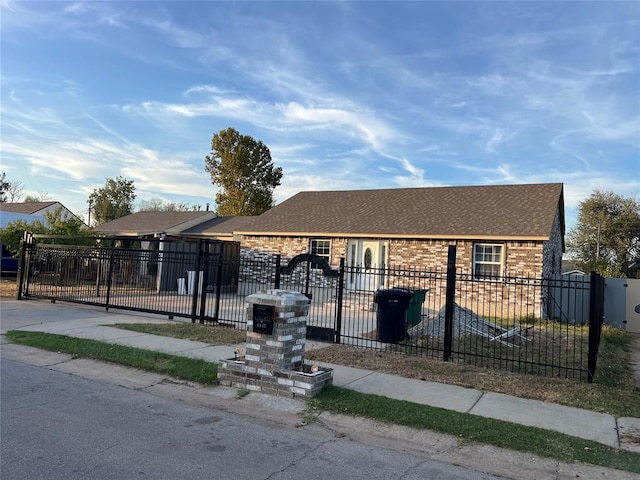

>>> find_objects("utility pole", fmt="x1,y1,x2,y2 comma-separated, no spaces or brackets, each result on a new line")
87,198,93,227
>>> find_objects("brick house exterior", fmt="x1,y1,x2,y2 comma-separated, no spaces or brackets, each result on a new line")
236,183,565,317
237,183,565,277
87,184,565,318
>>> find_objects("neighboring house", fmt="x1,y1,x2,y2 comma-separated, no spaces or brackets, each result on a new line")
561,258,586,276
182,215,258,242
0,201,78,222
235,183,565,291
0,201,80,272
562,269,586,276
92,210,217,238
92,211,257,241
0,211,46,272
92,211,251,292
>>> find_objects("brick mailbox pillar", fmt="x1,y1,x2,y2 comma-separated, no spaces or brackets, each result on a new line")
218,289,333,398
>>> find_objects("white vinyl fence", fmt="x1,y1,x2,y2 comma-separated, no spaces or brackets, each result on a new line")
548,274,640,331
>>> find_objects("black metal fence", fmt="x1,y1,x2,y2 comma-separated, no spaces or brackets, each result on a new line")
17,237,605,381
336,246,604,382
18,234,251,327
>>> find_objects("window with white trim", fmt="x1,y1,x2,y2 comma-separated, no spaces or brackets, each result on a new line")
309,239,331,268
473,244,504,280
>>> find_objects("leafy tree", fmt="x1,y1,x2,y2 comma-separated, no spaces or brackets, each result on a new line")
204,127,282,215
0,208,93,256
566,190,640,278
0,219,48,256
88,176,136,225
0,172,26,202
138,198,190,212
0,173,9,202
43,209,92,237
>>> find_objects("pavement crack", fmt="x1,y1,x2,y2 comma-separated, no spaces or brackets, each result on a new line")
95,442,120,455
302,406,348,438
468,391,484,413
398,459,428,479
47,355,84,367
262,438,333,480
312,415,348,438
158,377,198,387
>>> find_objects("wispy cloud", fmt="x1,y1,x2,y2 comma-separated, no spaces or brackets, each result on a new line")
121,92,400,157
140,15,205,48
0,1,637,222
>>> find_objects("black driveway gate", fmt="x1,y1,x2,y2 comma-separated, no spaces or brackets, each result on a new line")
275,253,344,343
17,233,246,327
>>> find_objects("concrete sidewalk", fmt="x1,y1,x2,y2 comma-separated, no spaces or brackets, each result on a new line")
2,299,639,453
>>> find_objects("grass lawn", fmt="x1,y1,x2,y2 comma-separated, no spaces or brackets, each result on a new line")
114,322,640,418
4,330,217,385
310,385,640,474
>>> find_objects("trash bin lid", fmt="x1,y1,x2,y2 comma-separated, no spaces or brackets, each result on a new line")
375,288,413,298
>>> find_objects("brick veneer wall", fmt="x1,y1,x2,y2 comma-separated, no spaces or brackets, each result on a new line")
241,235,547,276
239,229,561,319
384,239,547,317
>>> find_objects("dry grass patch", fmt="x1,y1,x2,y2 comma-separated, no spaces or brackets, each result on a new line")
0,278,17,298
306,344,575,399
112,322,247,346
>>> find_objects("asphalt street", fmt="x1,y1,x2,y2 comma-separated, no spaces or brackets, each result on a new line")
2,358,500,480
2,298,638,480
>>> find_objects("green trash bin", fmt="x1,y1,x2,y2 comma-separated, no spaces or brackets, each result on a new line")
405,289,427,327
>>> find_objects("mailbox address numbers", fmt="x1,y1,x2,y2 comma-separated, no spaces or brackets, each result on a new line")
253,304,275,335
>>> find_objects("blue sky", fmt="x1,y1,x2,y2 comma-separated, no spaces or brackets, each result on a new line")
1,1,639,230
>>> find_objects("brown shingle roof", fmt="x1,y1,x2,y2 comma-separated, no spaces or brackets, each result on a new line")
182,216,258,236
237,183,564,240
93,211,216,236
0,202,58,214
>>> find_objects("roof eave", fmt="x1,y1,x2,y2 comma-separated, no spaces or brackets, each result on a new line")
235,231,550,241
98,231,160,237
164,212,217,235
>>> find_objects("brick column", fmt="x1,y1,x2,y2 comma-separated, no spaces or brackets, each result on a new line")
245,289,310,371
217,289,333,398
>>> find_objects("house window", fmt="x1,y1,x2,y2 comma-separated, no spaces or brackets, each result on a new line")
473,244,503,280
309,239,331,268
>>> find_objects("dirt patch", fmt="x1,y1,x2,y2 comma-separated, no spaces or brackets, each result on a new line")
305,343,583,404
0,278,17,298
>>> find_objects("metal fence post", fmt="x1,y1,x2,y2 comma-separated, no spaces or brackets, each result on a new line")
443,245,457,362
199,240,211,324
335,257,345,344
105,247,115,312
274,254,281,289
191,239,204,323
16,231,31,300
587,271,605,382
212,242,225,323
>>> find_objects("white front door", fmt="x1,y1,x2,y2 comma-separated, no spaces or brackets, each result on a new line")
346,240,387,291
